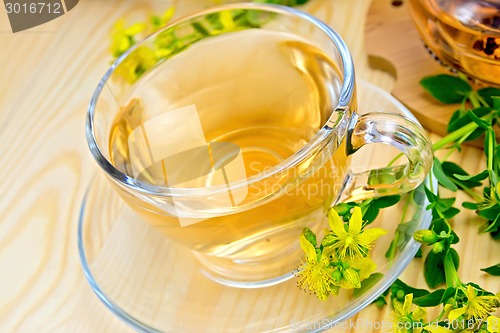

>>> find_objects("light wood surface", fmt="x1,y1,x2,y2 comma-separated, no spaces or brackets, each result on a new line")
0,1,497,332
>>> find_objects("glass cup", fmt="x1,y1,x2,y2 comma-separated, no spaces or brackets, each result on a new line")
86,3,433,288
409,0,500,86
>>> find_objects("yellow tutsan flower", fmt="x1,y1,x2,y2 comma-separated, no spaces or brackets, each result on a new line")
448,285,500,322
151,7,175,30
110,8,176,82
322,207,386,260
218,10,235,31
348,256,377,281
114,46,157,83
391,293,427,333
296,234,338,300
110,20,146,58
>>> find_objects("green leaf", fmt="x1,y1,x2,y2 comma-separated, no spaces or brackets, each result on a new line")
482,212,500,233
454,170,489,182
461,126,487,143
493,96,500,110
462,201,480,210
391,279,430,299
442,207,460,219
424,186,439,204
480,263,500,276
491,170,499,187
447,107,492,141
440,287,456,304
491,228,500,240
447,110,462,132
413,289,446,307
433,158,458,191
424,251,447,288
466,282,493,295
478,204,500,220
436,197,456,212
413,185,427,206
415,247,423,258
442,162,483,189
373,195,401,209
191,22,210,36
477,87,500,106
353,272,384,297
420,74,472,104
385,238,397,259
468,109,491,129
448,107,492,131
362,204,380,225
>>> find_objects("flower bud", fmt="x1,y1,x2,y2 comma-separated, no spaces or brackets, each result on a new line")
413,229,438,244
332,269,342,283
396,289,405,301
343,268,361,289
432,241,445,253
303,228,317,247
333,203,351,216
375,297,387,309
322,234,335,247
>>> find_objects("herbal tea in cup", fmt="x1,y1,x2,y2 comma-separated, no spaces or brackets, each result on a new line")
87,4,433,287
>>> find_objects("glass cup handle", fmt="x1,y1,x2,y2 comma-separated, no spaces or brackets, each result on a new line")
342,112,433,202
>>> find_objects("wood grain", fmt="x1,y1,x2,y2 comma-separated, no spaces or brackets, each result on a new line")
0,0,497,332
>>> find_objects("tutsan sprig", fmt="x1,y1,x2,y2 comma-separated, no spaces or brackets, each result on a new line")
299,73,500,332
383,74,500,332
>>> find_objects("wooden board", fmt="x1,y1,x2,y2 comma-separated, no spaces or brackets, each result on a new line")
365,0,458,136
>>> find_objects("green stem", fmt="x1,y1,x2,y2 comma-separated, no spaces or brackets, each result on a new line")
387,152,404,167
469,91,481,109
428,172,435,194
436,209,453,234
432,122,479,151
436,308,446,321
487,131,494,177
427,173,453,233
444,252,461,288
442,146,458,162
477,94,490,107
432,112,496,151
451,179,483,202
387,195,412,262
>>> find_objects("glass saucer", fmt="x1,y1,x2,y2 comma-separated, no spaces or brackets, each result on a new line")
78,80,434,333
